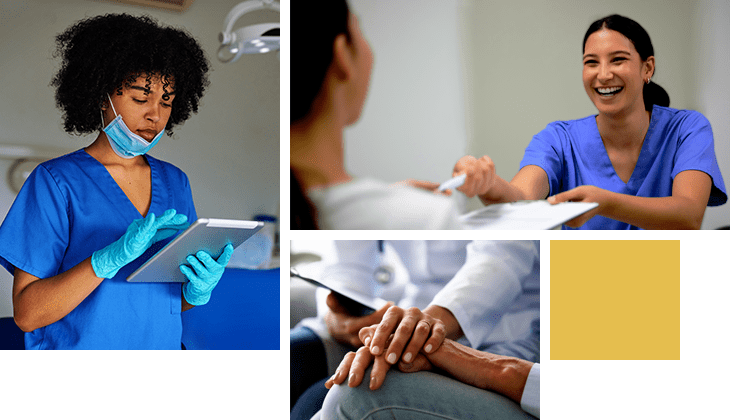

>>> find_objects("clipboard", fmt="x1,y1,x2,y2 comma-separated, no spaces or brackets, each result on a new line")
127,218,264,282
459,200,599,230
290,268,387,316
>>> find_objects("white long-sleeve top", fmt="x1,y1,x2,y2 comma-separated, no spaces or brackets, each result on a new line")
314,240,539,351
521,363,540,418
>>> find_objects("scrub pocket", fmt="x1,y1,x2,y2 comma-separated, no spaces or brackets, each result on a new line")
170,282,182,314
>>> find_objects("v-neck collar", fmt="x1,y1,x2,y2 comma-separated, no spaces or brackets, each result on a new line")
79,149,159,219
589,108,658,189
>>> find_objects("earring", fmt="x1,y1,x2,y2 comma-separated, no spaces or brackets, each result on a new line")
646,77,651,84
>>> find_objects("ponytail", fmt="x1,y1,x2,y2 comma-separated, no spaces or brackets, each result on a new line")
643,80,670,110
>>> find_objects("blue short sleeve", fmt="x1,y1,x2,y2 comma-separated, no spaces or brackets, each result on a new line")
0,165,70,278
670,111,727,206
520,122,568,197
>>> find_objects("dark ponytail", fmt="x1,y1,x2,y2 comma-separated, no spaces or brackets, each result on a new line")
583,14,670,111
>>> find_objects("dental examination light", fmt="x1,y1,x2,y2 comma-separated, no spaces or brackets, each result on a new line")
0,144,73,193
218,0,280,63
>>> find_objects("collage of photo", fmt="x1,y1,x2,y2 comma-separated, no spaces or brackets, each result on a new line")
0,0,728,419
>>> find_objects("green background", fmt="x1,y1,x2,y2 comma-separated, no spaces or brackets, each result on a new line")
5,0,730,420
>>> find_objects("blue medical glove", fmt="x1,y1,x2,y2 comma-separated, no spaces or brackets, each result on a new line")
181,243,235,306
91,209,189,279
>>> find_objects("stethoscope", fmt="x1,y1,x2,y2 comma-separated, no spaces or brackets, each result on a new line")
374,240,393,285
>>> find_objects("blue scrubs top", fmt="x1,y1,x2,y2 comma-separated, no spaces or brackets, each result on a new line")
0,150,197,349
520,105,727,230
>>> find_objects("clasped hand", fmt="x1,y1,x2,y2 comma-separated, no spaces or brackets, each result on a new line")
325,305,446,390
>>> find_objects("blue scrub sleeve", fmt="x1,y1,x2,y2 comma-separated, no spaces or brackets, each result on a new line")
0,165,69,278
671,112,727,206
520,123,566,197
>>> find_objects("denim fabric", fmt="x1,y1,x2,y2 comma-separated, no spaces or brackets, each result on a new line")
316,370,537,420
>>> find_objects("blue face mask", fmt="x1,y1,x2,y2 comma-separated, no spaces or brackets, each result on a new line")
102,94,164,159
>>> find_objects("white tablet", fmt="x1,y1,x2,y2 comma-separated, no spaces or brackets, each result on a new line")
127,218,264,283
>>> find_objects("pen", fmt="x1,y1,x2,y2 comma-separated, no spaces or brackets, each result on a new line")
438,173,466,192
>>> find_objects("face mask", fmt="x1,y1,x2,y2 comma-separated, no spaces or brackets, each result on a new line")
101,94,164,159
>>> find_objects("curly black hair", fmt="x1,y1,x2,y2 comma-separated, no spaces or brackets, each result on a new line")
51,13,210,136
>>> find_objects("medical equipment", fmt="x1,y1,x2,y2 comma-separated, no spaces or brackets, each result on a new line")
91,209,188,279
127,218,263,282
110,0,194,12
182,244,234,305
218,0,280,63
438,173,466,192
0,144,72,193
290,268,387,316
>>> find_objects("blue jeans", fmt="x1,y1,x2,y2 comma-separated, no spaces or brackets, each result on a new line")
290,326,329,419
315,369,537,420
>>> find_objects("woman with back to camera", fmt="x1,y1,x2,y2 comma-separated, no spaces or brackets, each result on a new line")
290,0,461,230
0,14,233,349
453,14,726,229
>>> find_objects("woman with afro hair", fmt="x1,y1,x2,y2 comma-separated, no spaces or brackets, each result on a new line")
0,14,229,349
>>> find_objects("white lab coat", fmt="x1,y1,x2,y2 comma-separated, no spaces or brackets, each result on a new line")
299,240,540,374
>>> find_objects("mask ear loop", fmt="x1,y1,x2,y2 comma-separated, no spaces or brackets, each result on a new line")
106,93,118,116
101,94,119,129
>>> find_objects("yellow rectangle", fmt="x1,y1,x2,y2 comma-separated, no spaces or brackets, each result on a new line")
550,240,680,360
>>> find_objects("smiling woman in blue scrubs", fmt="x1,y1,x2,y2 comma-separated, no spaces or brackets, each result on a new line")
451,15,726,230
0,14,230,349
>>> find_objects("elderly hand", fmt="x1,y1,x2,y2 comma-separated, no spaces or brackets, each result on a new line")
325,329,436,391
325,342,392,391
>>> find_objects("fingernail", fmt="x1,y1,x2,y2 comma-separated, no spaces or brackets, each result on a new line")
403,352,412,363
364,336,371,346
371,346,380,355
349,373,356,384
370,376,377,389
387,353,397,364
425,344,433,353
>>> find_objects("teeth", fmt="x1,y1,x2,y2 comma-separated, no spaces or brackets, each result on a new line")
597,87,622,94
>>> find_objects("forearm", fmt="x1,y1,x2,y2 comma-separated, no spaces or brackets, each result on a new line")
602,192,705,229
13,257,104,332
477,176,529,205
426,339,533,404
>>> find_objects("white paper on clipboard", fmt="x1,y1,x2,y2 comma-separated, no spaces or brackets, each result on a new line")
459,200,598,230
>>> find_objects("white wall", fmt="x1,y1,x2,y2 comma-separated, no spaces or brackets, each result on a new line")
694,0,730,229
344,0,469,190
342,0,729,224
463,0,697,209
0,0,280,317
